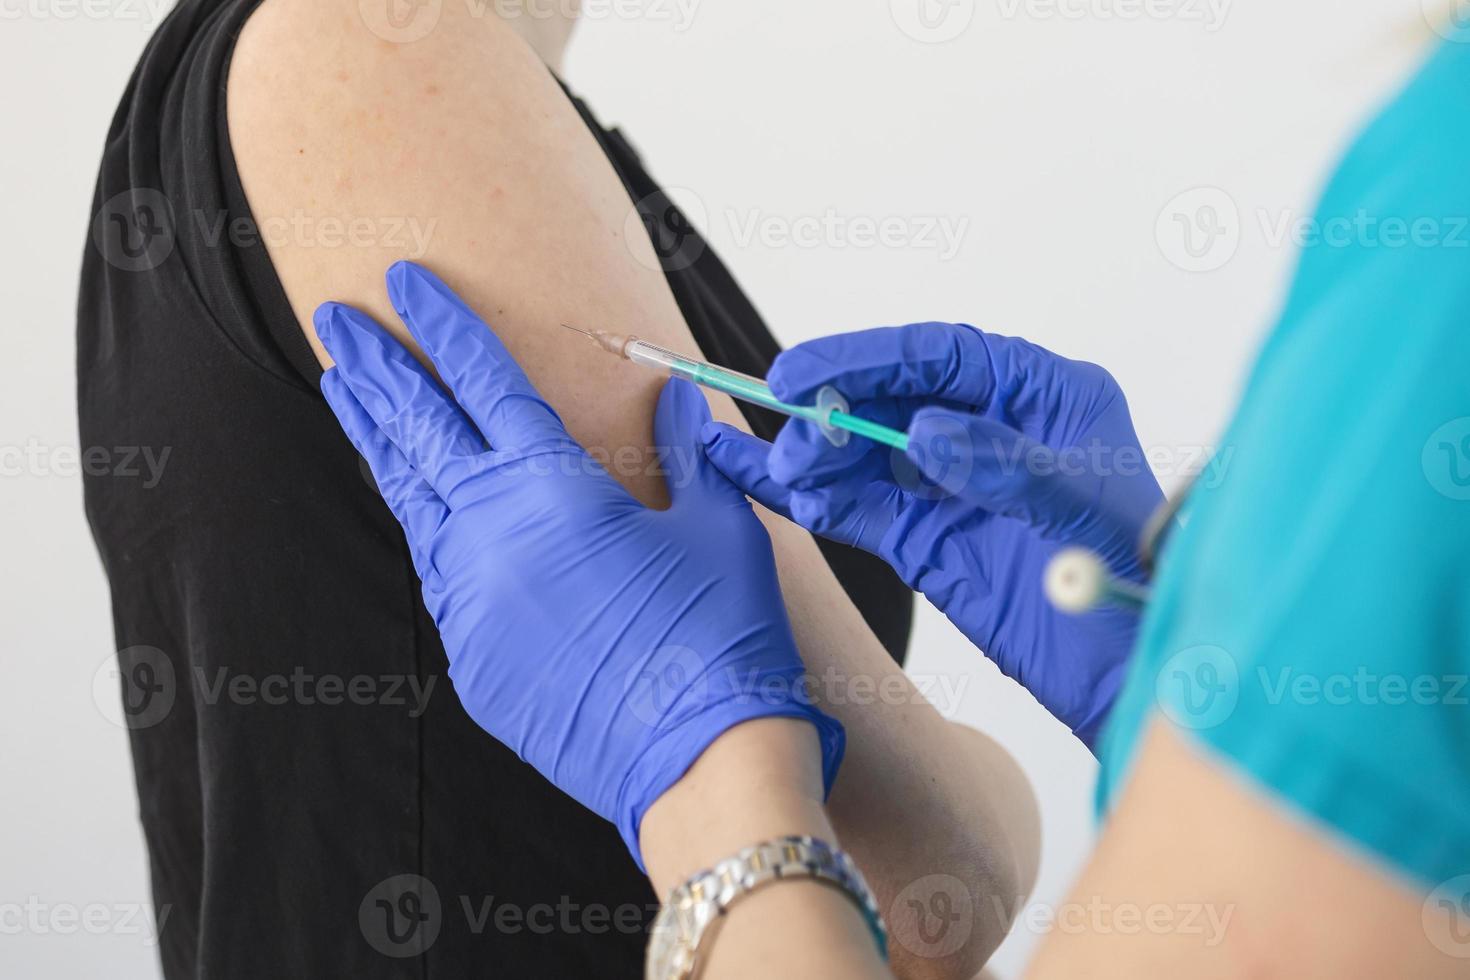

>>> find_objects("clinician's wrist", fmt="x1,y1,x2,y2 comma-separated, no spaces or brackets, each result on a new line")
640,716,831,895
1071,661,1130,755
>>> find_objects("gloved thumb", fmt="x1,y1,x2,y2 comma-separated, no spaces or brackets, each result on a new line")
906,407,1110,548
699,422,797,522
653,378,748,509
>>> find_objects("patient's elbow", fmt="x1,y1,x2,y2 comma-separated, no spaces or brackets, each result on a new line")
886,843,1024,980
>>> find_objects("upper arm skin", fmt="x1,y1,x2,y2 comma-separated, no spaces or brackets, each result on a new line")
1027,720,1461,980
227,3,1036,975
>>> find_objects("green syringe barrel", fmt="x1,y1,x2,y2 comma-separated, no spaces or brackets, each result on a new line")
828,409,911,451
624,339,910,452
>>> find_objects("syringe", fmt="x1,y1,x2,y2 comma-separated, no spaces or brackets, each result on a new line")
561,324,910,451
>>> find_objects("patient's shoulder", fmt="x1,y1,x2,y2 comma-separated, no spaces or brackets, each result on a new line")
226,0,667,363
229,0,548,133
225,0,696,505
227,0,550,226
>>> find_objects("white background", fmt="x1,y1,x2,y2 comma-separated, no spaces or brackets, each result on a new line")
0,0,1441,976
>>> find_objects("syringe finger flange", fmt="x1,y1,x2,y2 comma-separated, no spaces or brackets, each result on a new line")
814,385,852,448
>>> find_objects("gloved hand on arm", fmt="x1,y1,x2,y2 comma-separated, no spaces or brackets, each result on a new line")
702,323,1164,750
313,261,844,868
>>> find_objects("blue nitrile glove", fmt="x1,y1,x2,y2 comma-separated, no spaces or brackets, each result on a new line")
313,261,844,868
702,323,1164,749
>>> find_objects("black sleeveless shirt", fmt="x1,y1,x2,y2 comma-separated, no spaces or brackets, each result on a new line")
77,1,911,976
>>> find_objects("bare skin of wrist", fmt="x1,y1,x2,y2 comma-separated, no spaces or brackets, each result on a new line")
640,718,891,980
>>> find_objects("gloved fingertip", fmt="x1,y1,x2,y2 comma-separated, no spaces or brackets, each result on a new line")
904,406,982,488
767,346,832,402
788,490,823,528
765,353,810,402
312,302,343,351
906,403,954,432
386,260,439,330
905,405,970,452
658,376,710,422
318,370,346,420
653,379,712,473
768,343,852,403
700,420,738,447
318,369,370,446
384,260,414,309
697,425,758,472
318,366,344,400
387,260,461,333
766,451,799,487
765,361,793,402
663,374,696,397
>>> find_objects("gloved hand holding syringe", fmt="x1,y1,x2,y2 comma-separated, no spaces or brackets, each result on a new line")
695,322,1168,750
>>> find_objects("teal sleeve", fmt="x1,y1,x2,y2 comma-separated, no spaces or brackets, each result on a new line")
1096,34,1470,893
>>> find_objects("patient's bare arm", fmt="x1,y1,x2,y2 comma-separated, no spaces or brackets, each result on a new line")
228,3,1037,974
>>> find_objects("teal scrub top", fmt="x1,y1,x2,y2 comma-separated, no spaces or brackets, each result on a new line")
1096,31,1470,892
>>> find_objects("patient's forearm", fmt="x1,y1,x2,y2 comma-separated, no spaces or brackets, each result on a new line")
771,527,1036,975
640,719,1027,980
641,718,892,980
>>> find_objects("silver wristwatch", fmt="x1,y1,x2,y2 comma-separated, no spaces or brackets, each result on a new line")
645,835,887,980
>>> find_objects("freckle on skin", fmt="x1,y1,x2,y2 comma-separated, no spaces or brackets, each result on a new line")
336,70,350,83
424,83,440,96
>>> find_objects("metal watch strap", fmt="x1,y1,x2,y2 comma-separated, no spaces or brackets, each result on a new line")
645,835,887,980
